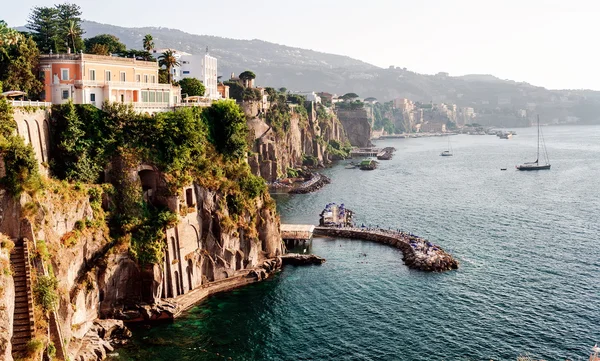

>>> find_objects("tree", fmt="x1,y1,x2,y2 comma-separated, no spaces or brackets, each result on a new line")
0,35,44,97
88,43,109,55
26,7,58,53
120,49,154,61
238,70,256,87
342,93,360,100
55,3,83,53
158,50,180,84
202,100,248,159
84,34,126,54
143,34,154,52
177,77,205,98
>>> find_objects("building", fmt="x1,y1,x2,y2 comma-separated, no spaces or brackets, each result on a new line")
291,91,321,103
39,53,181,112
152,48,221,100
217,83,229,99
393,98,415,112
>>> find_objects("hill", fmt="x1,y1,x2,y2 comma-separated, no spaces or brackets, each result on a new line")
19,21,600,124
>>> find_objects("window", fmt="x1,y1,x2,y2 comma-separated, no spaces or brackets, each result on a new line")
89,69,96,81
183,71,190,74
149,91,155,102
141,91,149,102
156,91,163,103
136,74,141,82
120,72,126,82
105,71,111,81
182,61,189,64
144,75,149,83
61,69,69,80
120,94,125,102
62,90,69,100
151,75,156,83
90,93,96,102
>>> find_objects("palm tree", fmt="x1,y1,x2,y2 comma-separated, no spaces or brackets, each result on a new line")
158,50,180,84
143,34,154,52
67,20,79,52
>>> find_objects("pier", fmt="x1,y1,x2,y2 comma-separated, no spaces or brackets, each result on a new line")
314,227,458,272
350,147,381,157
281,224,315,249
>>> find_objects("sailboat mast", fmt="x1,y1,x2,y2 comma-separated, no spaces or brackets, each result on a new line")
536,115,540,163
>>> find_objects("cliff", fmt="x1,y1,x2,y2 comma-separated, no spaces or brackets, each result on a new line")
244,95,348,182
335,107,373,147
0,100,285,361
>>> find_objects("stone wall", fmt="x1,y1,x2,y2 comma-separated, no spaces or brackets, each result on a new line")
13,108,51,175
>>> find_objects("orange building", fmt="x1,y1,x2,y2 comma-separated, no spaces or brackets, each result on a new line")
39,53,181,112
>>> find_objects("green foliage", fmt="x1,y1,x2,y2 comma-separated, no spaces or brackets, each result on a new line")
177,77,206,98
126,204,178,265
302,154,318,167
286,93,306,105
0,34,44,98
26,338,44,355
238,70,256,80
27,3,83,53
286,168,299,178
47,342,57,359
84,34,126,54
342,92,359,100
143,34,154,52
265,97,291,135
158,50,180,84
202,100,248,159
34,275,59,313
239,173,266,198
120,49,154,61
26,7,58,53
336,100,364,110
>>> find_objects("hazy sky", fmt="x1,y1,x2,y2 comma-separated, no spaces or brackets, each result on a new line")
4,0,600,90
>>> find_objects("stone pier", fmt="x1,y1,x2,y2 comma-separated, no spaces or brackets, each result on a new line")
314,227,458,272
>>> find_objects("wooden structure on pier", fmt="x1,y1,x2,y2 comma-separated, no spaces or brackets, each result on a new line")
280,224,315,240
281,224,315,250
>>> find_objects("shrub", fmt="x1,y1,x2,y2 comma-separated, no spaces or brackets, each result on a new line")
33,275,59,313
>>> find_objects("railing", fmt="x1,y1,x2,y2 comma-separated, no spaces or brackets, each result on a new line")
74,80,175,90
132,102,174,109
176,101,212,108
40,53,157,66
9,100,52,107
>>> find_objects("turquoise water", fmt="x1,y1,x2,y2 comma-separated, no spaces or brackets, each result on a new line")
115,126,600,361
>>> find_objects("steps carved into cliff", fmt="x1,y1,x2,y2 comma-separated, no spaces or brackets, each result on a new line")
10,240,35,354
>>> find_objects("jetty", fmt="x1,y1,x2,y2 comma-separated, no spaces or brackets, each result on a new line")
316,204,458,272
314,227,458,272
350,147,380,157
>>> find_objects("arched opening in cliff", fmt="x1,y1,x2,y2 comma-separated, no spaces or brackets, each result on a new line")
138,169,157,204
174,270,181,296
187,259,193,291
164,246,173,298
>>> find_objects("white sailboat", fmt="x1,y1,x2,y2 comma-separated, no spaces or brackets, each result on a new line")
440,136,453,156
516,115,550,170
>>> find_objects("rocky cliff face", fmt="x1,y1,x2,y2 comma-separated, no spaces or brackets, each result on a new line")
0,171,283,360
335,107,373,147
246,101,347,182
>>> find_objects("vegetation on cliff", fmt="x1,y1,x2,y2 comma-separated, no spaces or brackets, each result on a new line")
48,99,267,263
0,98,42,196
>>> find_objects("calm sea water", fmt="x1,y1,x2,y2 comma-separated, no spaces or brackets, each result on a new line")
114,126,600,361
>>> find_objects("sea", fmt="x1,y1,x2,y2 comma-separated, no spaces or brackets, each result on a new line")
113,125,600,361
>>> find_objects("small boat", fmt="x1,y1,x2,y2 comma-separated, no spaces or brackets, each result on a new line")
501,168,507,171
440,137,453,156
516,115,551,171
359,159,377,170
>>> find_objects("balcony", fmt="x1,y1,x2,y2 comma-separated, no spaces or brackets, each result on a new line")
74,80,175,90
9,100,53,107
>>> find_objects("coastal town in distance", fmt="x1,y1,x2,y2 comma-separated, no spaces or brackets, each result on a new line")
0,2,599,361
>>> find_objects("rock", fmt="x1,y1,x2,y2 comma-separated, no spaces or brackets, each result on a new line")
281,253,326,266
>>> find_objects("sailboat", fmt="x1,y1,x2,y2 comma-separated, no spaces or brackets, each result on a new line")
516,115,550,170
440,136,453,156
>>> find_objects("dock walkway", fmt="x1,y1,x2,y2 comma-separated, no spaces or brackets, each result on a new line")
314,226,458,272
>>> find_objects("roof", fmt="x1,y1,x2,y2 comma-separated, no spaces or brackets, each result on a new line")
280,224,315,233
0,91,27,98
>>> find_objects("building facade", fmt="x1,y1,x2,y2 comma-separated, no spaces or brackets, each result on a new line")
159,50,220,100
39,53,181,112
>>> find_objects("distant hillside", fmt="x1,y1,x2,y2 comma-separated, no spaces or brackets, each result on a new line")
19,20,600,124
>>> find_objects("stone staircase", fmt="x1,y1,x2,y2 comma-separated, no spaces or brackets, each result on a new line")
10,239,35,353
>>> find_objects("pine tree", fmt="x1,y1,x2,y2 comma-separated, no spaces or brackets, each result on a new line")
26,6,59,54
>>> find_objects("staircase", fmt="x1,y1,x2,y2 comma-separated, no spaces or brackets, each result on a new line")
10,240,35,353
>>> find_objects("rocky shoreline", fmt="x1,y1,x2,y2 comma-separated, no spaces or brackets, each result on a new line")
281,253,326,266
313,227,458,272
288,173,331,194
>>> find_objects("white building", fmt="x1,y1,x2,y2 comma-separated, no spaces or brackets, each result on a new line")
291,91,321,103
152,49,220,100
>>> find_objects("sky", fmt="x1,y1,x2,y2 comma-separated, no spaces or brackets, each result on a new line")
4,0,600,90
